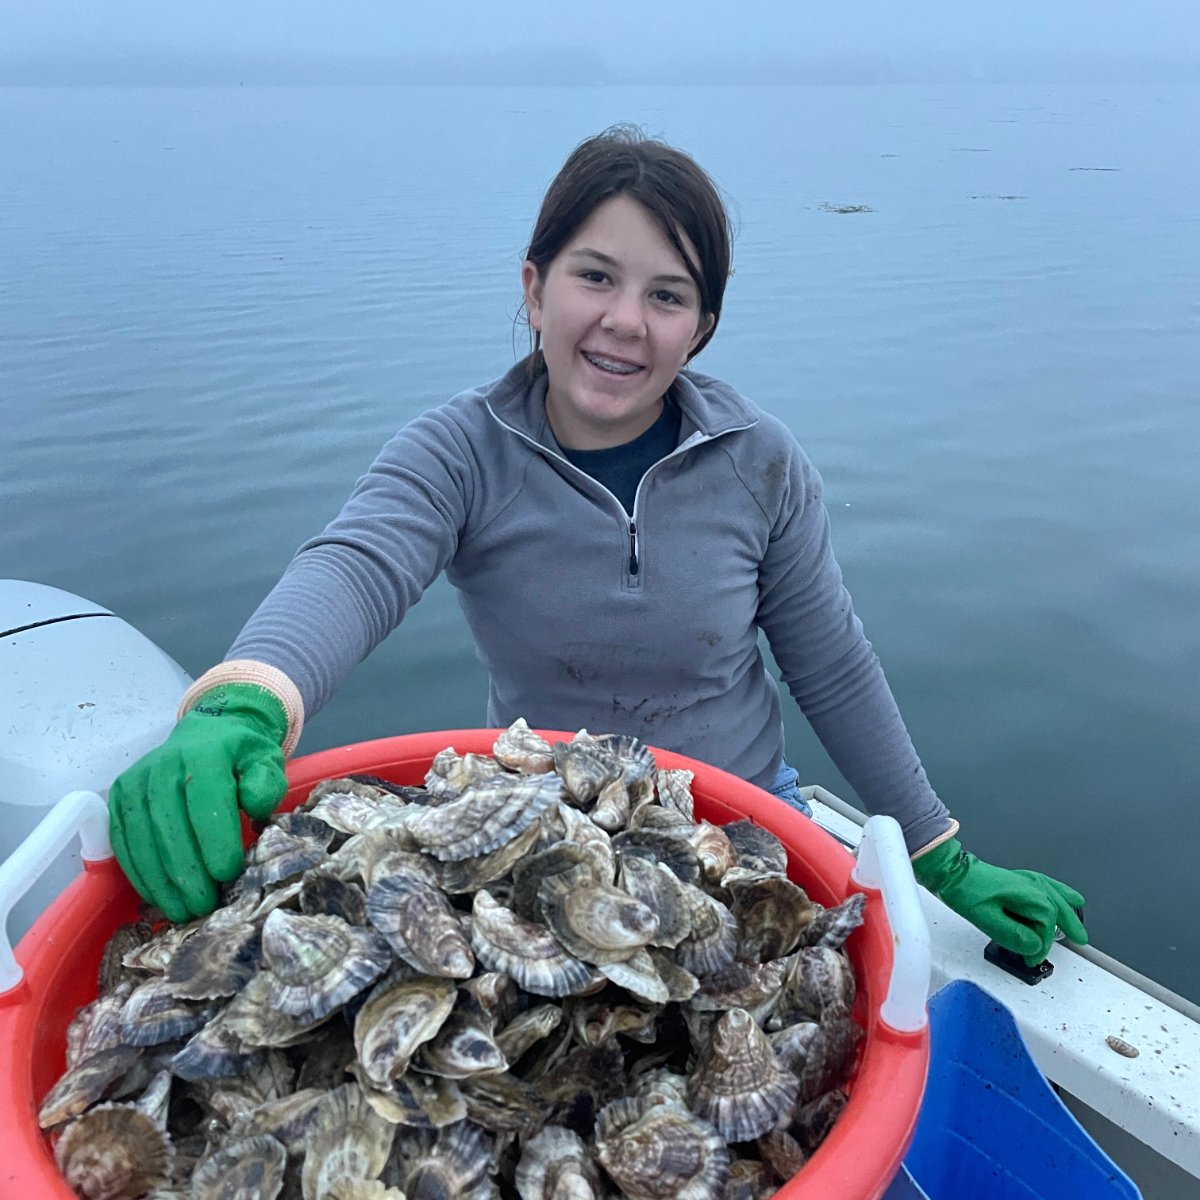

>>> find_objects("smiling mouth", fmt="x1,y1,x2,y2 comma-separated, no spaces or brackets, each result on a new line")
582,351,644,376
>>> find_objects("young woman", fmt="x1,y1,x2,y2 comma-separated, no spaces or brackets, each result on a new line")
108,127,1087,967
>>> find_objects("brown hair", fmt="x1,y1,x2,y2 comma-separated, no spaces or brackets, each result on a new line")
522,125,733,371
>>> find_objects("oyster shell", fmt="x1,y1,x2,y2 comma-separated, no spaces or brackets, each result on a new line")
514,1124,604,1200
385,1119,494,1200
46,723,866,1200
191,1134,286,1200
687,1008,800,1143
403,772,561,861
300,1083,396,1200
354,972,458,1088
54,1102,173,1200
493,718,555,774
260,909,392,1023
470,889,597,997
553,731,622,805
536,867,660,965
366,872,475,978
595,1095,729,1200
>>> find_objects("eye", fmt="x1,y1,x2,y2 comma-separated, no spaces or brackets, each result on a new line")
653,289,685,306
579,270,609,284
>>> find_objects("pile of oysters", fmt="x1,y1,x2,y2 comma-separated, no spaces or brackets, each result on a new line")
41,721,866,1200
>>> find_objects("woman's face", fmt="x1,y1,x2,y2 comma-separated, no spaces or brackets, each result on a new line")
522,194,714,451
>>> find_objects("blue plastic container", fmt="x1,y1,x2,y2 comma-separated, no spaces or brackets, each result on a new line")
901,980,1142,1200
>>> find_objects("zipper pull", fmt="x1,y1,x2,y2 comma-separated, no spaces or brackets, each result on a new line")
628,521,639,576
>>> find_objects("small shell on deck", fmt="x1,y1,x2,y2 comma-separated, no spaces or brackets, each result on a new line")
687,1007,800,1143
1106,1034,1140,1058
191,1135,287,1200
470,889,598,998
54,1102,173,1200
260,909,392,1024
300,1083,397,1200
493,717,555,774
595,1095,730,1200
403,772,561,861
537,867,660,965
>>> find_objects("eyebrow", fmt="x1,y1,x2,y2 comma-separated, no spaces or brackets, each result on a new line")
566,248,696,288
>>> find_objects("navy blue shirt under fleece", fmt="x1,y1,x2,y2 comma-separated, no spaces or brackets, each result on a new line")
226,362,955,854
559,400,682,517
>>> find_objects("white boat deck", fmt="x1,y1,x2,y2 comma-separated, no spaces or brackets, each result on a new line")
805,787,1200,1182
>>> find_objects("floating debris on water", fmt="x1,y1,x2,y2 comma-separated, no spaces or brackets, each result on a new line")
42,720,867,1199
819,203,874,214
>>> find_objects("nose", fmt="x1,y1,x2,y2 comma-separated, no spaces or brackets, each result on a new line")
601,289,647,339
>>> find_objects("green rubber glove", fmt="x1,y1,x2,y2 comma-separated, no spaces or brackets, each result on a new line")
108,683,289,923
912,836,1088,967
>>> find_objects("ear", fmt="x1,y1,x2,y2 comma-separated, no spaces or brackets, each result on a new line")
688,311,716,355
521,261,544,332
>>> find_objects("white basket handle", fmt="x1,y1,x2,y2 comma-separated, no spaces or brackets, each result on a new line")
0,790,113,994
851,815,931,1033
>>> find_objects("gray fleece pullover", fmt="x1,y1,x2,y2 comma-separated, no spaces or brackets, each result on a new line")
228,362,954,853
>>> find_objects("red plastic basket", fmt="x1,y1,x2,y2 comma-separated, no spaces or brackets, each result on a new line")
0,731,928,1199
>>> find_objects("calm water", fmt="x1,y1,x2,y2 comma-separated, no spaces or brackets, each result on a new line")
2,83,1198,1018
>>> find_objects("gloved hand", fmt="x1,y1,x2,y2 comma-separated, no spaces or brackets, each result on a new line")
912,836,1088,966
108,683,289,922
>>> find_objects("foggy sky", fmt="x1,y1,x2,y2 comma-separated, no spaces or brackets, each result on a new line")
5,1,1199,85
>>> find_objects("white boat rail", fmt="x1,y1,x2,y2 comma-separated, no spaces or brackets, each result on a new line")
803,784,1200,1182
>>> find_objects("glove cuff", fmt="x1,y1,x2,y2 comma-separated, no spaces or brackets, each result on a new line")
910,835,968,893
179,660,304,755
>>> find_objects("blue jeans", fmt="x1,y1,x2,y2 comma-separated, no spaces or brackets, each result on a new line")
765,760,813,818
